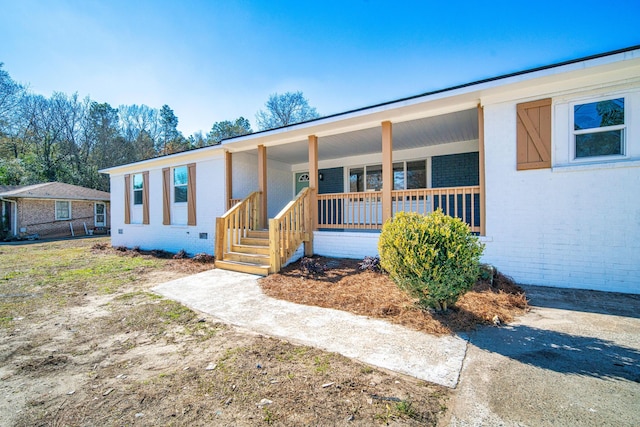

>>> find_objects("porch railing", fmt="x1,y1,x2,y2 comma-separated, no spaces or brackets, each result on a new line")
227,198,242,210
269,187,312,273
317,186,481,232
215,191,261,257
317,191,382,229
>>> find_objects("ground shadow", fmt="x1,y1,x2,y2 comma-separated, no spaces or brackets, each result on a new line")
276,256,360,284
522,285,640,319
469,324,640,382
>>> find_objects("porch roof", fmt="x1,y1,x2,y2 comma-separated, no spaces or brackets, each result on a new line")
257,108,478,164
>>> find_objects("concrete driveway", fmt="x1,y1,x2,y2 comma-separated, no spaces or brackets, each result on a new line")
153,271,640,426
446,285,640,426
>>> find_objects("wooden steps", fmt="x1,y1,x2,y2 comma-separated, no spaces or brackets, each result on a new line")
215,229,271,276
214,259,270,276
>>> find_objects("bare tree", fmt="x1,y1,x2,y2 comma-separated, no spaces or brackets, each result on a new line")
255,91,319,131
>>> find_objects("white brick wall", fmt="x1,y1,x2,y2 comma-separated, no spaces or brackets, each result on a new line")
482,97,640,294
110,154,225,255
313,231,380,260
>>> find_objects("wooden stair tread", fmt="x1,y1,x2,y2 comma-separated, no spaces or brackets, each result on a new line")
215,259,270,276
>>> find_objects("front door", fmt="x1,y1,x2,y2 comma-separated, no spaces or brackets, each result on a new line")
95,203,106,227
295,172,309,195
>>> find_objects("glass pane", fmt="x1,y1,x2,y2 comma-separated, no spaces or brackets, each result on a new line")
96,204,104,214
574,98,624,130
56,201,69,219
133,174,143,190
174,166,188,185
174,185,188,203
134,189,143,205
406,161,426,189
96,214,105,222
349,168,364,192
393,162,404,190
366,164,382,191
575,130,623,158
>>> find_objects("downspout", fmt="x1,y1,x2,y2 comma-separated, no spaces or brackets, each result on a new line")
0,197,18,236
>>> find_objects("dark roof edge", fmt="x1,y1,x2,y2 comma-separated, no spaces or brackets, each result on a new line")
221,44,640,142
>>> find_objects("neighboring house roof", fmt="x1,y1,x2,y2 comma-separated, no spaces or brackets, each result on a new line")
0,182,110,201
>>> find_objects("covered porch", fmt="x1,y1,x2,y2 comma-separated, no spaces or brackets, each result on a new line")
216,104,486,274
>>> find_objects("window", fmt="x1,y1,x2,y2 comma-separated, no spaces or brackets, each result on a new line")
95,203,106,227
133,173,143,205
406,161,427,189
349,167,364,192
366,164,382,191
349,165,382,192
573,97,625,159
55,201,71,220
174,166,188,203
350,161,426,192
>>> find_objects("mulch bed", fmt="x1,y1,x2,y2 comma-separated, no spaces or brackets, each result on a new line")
260,257,528,335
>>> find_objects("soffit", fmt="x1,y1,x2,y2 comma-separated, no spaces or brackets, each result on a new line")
264,108,478,164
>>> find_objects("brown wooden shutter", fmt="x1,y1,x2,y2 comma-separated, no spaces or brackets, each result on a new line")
142,171,150,225
162,168,171,225
516,98,552,170
187,163,197,226
124,174,131,224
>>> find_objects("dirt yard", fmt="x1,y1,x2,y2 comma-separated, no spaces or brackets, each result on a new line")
0,239,449,426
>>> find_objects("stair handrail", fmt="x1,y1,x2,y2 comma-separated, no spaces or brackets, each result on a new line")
268,187,312,273
215,191,261,259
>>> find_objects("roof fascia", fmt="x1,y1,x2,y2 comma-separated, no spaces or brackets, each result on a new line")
99,144,224,175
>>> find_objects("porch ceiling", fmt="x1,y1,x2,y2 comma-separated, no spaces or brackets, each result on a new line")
265,108,478,164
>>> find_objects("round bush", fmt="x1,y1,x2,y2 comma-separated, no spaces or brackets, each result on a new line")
378,210,484,311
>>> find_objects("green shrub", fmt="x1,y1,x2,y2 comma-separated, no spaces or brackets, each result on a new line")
378,210,484,311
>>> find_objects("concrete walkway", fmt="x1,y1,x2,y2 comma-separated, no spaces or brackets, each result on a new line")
153,268,468,388
154,269,640,426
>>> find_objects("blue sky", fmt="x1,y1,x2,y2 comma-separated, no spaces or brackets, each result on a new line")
1,0,639,136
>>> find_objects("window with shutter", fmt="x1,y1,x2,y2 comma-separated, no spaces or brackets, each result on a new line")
516,98,552,170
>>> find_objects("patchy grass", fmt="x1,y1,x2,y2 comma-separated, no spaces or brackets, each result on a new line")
260,257,529,335
1,238,449,426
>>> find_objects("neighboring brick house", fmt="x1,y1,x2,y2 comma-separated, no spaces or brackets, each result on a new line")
0,182,110,239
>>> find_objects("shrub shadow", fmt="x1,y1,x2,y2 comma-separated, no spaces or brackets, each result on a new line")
468,324,640,382
522,285,640,319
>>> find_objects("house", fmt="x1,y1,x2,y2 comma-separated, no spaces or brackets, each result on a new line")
0,182,110,239
101,46,640,294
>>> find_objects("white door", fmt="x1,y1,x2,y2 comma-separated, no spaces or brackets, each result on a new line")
95,203,106,227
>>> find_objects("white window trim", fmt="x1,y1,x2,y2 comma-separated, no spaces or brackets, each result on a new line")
569,95,627,163
55,200,71,220
95,202,106,227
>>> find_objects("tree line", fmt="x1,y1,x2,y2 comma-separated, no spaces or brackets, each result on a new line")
0,63,319,191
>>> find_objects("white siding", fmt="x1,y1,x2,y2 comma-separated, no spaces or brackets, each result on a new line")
482,96,640,294
110,154,225,255
231,151,293,217
231,151,259,201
